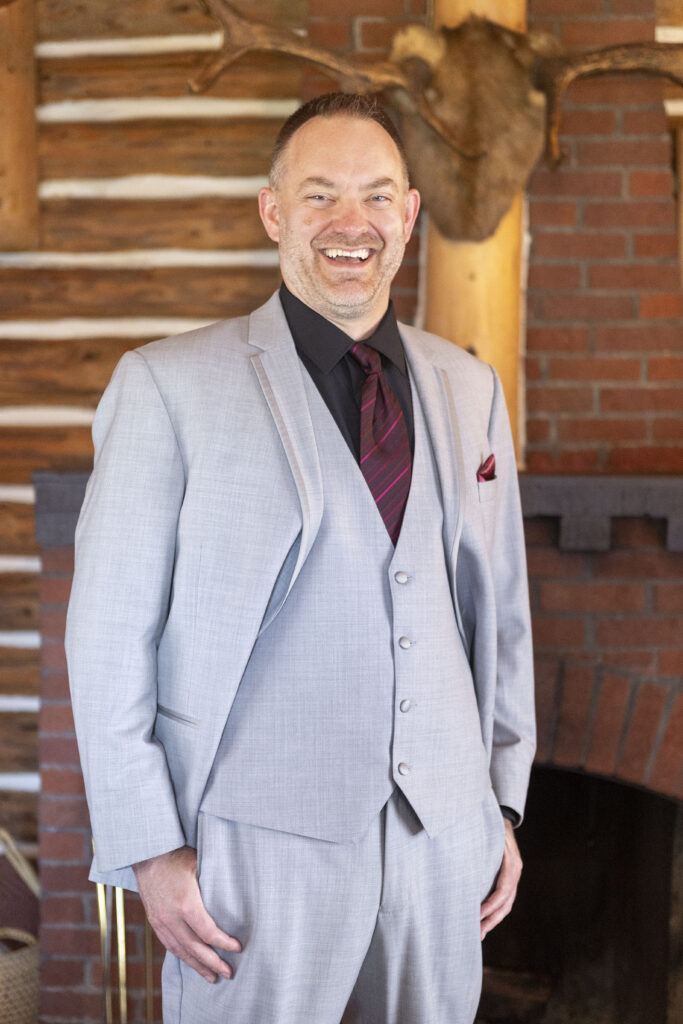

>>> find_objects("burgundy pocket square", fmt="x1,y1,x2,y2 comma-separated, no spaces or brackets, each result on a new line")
477,454,496,482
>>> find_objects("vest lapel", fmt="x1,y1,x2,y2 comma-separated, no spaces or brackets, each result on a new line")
247,294,324,623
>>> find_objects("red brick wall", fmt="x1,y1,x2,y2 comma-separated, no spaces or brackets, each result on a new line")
528,517,683,796
526,0,683,473
39,547,166,1023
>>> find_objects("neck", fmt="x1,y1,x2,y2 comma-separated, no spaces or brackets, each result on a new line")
282,283,390,341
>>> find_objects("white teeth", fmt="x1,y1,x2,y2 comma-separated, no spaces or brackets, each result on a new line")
322,248,371,260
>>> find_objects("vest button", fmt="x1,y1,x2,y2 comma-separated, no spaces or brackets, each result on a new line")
394,571,409,584
399,699,412,713
398,762,411,776
398,636,411,650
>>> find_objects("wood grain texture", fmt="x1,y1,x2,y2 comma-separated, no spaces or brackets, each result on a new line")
0,504,38,556
38,52,302,103
0,648,40,696
39,198,271,251
0,790,37,845
36,0,306,40
0,574,38,632
679,130,683,279
0,427,93,484
0,339,139,405
0,0,39,248
39,118,279,179
658,0,683,28
0,266,280,317
0,712,38,772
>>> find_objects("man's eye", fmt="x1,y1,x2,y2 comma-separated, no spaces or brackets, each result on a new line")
308,194,331,202
370,195,391,203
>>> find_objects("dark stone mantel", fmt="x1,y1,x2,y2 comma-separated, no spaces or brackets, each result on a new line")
33,471,683,553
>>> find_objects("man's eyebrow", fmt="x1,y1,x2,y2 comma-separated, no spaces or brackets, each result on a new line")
296,176,400,191
298,176,336,190
365,177,399,190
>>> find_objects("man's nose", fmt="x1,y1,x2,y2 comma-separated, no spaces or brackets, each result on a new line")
330,197,369,234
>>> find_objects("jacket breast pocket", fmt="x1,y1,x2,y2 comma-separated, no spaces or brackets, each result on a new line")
477,477,498,544
477,478,498,504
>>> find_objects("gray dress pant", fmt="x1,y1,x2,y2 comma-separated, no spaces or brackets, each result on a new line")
162,787,506,1024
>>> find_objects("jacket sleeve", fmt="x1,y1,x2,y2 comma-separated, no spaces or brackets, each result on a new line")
486,367,536,822
65,349,187,876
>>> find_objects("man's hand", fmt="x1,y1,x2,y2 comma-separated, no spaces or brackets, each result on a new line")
479,819,522,940
133,845,242,983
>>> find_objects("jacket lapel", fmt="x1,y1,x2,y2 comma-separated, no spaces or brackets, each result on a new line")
248,294,323,626
400,326,465,563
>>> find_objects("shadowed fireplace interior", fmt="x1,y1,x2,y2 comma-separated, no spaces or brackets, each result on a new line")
480,765,680,1024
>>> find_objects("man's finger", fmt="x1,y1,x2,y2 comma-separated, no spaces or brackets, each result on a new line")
158,918,235,981
479,820,522,939
480,897,515,939
186,904,243,954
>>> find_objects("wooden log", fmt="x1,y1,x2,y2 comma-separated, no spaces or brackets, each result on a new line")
425,0,525,459
36,0,306,40
0,0,39,249
0,574,38,632
0,648,40,696
0,791,37,846
663,80,683,103
679,129,683,284
0,712,38,773
658,0,683,26
0,339,142,405
0,504,38,556
39,118,279,179
39,198,272,251
0,265,280,317
0,426,94,484
38,52,302,103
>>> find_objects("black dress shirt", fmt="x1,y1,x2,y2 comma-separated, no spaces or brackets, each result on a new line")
279,283,414,463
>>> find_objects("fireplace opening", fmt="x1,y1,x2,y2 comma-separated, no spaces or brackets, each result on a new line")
480,766,680,1024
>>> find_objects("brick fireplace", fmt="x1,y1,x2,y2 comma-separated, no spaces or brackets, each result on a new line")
33,471,682,1024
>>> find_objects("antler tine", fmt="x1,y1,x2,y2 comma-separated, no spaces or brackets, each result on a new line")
190,0,411,94
190,0,482,159
535,42,683,164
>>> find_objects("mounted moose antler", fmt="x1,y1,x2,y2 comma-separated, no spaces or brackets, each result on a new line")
190,0,683,241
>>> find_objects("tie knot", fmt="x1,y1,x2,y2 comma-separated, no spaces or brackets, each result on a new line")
350,341,381,376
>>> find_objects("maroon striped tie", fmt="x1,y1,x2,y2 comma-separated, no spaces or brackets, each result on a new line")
350,342,412,545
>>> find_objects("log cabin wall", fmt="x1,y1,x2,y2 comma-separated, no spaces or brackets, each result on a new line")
0,0,427,860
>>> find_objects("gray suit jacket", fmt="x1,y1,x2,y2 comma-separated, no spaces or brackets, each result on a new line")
65,292,535,892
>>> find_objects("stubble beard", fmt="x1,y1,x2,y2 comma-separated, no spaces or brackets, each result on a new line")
281,231,405,326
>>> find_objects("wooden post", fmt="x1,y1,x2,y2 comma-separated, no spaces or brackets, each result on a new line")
0,0,39,249
424,0,526,458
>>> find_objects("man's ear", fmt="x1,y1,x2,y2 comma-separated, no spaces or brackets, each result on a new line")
258,188,280,243
403,188,421,243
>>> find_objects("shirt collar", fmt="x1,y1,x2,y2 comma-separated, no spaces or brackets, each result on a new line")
279,282,407,376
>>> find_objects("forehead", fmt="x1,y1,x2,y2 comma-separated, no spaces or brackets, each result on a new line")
282,114,406,184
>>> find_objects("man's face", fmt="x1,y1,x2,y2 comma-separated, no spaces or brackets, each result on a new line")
259,114,420,337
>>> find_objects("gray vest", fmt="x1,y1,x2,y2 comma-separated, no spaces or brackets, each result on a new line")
201,364,490,841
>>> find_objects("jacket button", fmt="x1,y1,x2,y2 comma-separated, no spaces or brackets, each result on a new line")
398,636,411,650
399,699,412,713
394,571,409,584
398,762,411,776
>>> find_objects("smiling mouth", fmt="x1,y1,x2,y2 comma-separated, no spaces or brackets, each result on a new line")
320,247,373,263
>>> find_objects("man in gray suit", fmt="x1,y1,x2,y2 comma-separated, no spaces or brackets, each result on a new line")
66,92,535,1023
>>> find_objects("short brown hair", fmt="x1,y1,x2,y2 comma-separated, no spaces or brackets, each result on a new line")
269,92,409,188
